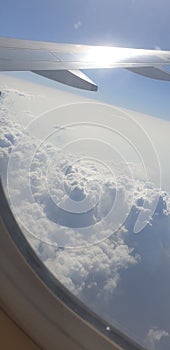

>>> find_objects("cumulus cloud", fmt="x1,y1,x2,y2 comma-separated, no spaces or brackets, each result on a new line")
44,236,138,296
0,116,23,183
1,80,170,349
0,88,141,295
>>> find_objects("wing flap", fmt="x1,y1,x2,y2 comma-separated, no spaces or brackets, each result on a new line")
126,66,170,81
32,69,98,91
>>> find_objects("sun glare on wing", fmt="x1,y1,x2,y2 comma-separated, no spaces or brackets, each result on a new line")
84,46,137,67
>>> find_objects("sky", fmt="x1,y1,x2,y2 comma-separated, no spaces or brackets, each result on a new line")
0,0,170,119
1,2,170,350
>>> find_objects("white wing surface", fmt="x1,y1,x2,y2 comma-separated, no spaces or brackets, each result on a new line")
1,36,170,90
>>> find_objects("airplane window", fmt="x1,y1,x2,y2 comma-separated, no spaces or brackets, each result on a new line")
1,1,170,350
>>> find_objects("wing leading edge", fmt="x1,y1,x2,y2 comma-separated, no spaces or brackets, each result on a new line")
0,36,170,90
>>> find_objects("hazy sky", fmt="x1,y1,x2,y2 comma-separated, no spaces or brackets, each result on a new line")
0,0,170,119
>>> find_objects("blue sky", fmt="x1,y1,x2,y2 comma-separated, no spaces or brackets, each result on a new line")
0,0,170,119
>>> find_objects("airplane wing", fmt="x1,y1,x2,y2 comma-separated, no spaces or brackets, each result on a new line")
0,36,170,91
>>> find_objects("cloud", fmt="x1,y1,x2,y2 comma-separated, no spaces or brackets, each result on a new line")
74,21,82,30
0,116,23,183
0,92,140,296
2,80,170,349
146,328,169,350
44,236,138,295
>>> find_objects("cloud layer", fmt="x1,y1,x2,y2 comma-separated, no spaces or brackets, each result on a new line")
1,78,170,349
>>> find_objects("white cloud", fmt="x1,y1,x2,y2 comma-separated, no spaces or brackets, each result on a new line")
74,20,82,30
44,235,138,295
0,92,168,301
2,76,170,348
146,328,169,349
0,86,140,296
0,116,23,182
